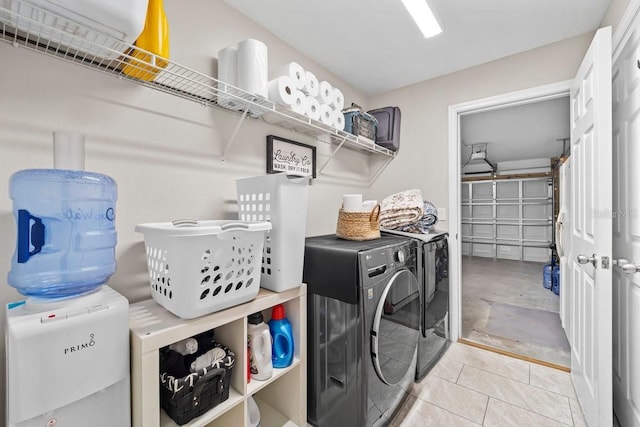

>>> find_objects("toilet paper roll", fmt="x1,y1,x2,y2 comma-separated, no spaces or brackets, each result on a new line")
268,76,296,106
317,81,334,105
319,104,334,126
279,61,306,89
333,110,345,131
303,70,319,97
331,88,345,111
217,46,237,85
361,200,378,212
237,38,268,98
305,96,321,121
342,194,363,212
291,90,307,115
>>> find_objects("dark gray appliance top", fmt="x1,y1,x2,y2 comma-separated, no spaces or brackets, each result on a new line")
303,234,407,304
382,228,448,243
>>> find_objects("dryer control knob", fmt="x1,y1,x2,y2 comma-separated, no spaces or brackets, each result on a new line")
395,250,405,264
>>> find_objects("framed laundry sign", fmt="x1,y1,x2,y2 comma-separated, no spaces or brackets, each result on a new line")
266,135,317,178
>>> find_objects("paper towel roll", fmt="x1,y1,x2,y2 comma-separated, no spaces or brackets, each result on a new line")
279,61,306,89
217,46,237,85
237,38,268,98
217,46,241,109
291,90,306,115
303,71,319,97
305,96,321,121
268,76,296,106
333,110,345,131
331,87,345,111
319,104,333,126
317,81,334,105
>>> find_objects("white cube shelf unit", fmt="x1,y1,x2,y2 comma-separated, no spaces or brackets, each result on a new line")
129,285,307,427
461,177,552,262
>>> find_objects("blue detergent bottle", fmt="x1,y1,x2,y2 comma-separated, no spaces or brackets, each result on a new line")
268,304,294,368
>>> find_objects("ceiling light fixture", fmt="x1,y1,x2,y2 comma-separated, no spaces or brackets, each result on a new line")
401,0,442,38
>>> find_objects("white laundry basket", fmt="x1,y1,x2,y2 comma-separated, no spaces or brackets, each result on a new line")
236,173,310,292
135,219,271,319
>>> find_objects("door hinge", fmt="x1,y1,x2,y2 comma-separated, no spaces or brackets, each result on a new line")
601,256,610,269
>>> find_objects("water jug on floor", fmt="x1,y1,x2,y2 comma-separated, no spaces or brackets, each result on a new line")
7,132,117,298
543,263,553,290
552,265,560,295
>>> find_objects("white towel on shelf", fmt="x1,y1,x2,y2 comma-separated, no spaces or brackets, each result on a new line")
379,189,425,229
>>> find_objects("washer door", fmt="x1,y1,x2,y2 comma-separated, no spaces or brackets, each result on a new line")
371,269,420,385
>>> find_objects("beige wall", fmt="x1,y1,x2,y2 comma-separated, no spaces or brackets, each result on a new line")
602,0,632,32
366,32,596,229
0,0,631,422
0,0,371,421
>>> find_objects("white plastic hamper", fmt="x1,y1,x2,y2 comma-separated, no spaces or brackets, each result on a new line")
236,173,310,292
135,219,271,319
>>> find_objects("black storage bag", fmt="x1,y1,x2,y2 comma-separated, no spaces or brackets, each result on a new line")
160,342,235,425
368,106,401,152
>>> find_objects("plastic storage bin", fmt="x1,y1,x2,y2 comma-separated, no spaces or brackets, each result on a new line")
135,219,271,319
0,0,148,59
236,173,310,292
342,106,377,141
8,168,117,298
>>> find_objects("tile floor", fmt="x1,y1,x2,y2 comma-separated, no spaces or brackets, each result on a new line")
391,342,587,426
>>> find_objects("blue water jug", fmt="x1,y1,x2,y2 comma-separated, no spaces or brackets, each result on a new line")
8,169,117,298
543,264,553,290
552,265,560,295
268,304,294,368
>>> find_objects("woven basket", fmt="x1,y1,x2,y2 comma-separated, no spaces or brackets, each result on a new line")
336,205,381,241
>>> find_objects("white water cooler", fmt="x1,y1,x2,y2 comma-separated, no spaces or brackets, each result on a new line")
6,286,130,427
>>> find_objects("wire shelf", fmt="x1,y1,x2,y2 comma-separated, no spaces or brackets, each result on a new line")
0,0,396,158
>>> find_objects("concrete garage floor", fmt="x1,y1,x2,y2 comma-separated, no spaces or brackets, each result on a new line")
461,256,571,368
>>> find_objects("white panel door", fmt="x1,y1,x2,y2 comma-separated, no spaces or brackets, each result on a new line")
569,27,613,427
557,159,571,338
612,12,640,426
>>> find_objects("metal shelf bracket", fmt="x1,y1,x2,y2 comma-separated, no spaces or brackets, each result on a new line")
318,135,348,173
368,156,394,186
221,109,248,163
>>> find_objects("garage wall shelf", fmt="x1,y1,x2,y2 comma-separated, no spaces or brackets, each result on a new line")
0,0,395,182
461,177,552,262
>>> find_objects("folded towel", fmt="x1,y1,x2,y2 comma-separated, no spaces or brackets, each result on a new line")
380,189,424,229
399,201,438,234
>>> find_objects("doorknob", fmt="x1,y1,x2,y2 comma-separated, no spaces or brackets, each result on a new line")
621,263,640,274
613,258,629,266
577,254,597,267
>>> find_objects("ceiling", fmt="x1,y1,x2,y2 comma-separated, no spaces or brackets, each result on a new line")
460,96,570,166
224,0,611,96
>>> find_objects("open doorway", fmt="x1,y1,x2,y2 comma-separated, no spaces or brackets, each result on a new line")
458,96,571,368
